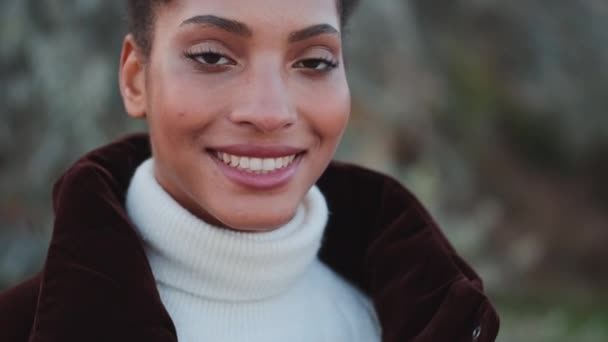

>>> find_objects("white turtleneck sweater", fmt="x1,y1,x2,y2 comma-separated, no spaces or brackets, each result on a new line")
126,159,381,342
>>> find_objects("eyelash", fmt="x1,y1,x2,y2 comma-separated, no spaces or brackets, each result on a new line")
183,50,339,73
293,57,339,72
184,48,235,68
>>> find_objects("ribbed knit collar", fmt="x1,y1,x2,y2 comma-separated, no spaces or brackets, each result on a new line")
126,158,328,302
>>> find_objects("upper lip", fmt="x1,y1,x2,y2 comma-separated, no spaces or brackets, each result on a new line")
208,145,306,158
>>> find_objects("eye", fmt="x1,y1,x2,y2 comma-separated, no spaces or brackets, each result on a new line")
184,50,236,66
294,58,339,72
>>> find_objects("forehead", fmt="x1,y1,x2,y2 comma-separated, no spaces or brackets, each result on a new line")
157,0,341,33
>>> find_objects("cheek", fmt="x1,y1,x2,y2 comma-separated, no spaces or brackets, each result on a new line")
149,74,192,127
144,69,214,175
146,63,229,133
301,79,351,144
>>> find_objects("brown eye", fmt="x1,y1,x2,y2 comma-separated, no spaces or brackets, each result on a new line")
294,58,338,72
185,50,235,66
197,52,233,65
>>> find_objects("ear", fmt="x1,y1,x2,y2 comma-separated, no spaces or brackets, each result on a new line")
119,34,147,119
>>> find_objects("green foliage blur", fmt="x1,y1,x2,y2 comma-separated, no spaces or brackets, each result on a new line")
1,1,607,341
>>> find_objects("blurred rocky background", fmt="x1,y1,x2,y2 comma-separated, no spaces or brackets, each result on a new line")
1,0,607,341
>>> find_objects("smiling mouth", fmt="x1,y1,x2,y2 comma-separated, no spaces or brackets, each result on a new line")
211,151,303,174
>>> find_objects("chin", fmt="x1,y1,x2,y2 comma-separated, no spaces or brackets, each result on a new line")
198,177,312,232
221,193,303,232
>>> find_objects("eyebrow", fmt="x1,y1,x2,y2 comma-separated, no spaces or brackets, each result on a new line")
180,15,339,42
180,15,253,37
289,24,339,43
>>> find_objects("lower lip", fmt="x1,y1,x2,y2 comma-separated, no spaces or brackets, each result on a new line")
209,152,302,190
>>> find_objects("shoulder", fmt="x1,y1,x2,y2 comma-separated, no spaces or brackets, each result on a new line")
319,160,398,196
319,160,470,261
319,160,427,217
317,161,500,341
0,273,41,342
318,160,444,247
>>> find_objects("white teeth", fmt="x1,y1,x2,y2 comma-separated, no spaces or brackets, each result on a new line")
238,157,249,169
216,151,298,173
262,158,275,171
230,155,239,167
250,158,262,171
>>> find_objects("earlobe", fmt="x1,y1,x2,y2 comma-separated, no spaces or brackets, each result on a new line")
119,34,147,119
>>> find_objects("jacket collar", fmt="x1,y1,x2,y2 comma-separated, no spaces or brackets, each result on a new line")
30,133,499,342
31,133,177,341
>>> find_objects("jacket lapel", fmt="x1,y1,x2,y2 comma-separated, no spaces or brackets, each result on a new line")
317,162,499,342
30,134,177,341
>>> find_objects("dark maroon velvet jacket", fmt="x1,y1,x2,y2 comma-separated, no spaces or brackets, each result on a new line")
0,134,499,341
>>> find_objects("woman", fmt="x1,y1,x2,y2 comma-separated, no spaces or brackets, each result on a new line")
0,0,499,341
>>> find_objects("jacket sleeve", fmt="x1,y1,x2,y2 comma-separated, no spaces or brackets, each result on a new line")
0,273,41,342
317,162,499,342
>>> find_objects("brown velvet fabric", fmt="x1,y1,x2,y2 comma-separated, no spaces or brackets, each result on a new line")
0,133,499,341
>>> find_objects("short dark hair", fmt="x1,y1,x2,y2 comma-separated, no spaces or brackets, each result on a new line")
127,0,361,56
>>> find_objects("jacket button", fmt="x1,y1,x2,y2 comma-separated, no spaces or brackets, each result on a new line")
472,325,482,340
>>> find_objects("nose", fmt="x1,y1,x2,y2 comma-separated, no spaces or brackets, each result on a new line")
228,64,296,133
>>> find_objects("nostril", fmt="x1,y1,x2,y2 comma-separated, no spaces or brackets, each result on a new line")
228,82,296,132
231,110,296,133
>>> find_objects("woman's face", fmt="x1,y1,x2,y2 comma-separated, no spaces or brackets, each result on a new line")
120,0,350,231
